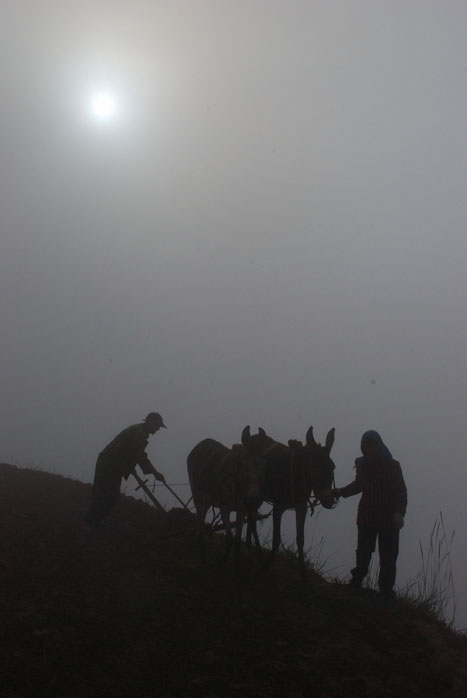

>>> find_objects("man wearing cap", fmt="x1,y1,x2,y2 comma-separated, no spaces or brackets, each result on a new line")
85,412,167,527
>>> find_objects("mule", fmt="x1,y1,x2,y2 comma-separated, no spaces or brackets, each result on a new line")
187,438,265,568
241,425,336,576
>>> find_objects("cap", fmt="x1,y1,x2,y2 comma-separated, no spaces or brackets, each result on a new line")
144,412,167,429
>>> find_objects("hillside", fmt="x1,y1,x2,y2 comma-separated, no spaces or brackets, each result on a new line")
1,462,467,698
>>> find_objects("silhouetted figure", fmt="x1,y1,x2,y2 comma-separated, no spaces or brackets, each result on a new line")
85,412,167,527
333,430,407,598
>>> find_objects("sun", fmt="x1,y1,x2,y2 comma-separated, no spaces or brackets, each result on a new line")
89,92,117,121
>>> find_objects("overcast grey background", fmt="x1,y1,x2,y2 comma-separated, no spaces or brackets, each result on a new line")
1,1,466,627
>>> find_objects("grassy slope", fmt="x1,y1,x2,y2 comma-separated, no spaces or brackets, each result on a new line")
1,463,466,698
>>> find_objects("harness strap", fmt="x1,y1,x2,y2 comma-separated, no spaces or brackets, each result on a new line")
289,448,297,506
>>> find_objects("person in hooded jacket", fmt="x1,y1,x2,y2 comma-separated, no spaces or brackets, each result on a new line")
85,412,167,527
333,430,407,598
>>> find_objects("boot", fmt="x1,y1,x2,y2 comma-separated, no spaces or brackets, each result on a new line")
349,567,364,588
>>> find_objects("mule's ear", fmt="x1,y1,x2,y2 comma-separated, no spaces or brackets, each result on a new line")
306,426,318,447
241,425,251,445
258,427,267,437
325,428,335,453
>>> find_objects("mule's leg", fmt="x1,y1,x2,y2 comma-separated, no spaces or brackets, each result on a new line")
272,506,284,554
245,501,261,548
216,508,233,565
233,510,246,570
194,499,209,562
247,507,262,554
194,500,209,562
296,502,307,578
263,506,284,568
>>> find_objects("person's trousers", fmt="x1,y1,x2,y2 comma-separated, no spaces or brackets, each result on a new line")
85,454,122,526
351,525,400,593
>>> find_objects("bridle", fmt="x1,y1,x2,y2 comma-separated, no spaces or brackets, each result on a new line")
309,460,337,512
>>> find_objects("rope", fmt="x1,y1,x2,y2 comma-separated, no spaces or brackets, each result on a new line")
152,482,191,487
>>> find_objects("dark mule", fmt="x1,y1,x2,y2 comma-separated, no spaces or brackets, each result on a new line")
241,425,336,576
187,438,265,568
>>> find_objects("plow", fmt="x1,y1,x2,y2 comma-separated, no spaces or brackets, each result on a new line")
131,472,275,533
132,472,319,533
132,472,192,514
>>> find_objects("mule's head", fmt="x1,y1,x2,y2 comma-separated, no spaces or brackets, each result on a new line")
305,426,336,509
241,425,275,459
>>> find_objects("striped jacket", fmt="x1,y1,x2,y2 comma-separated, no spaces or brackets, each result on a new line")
339,456,407,528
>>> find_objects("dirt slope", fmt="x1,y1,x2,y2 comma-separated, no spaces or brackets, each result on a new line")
1,463,466,698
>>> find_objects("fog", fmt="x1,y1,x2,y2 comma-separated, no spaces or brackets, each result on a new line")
1,2,466,626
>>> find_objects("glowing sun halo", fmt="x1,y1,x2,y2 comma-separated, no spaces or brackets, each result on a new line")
89,92,117,121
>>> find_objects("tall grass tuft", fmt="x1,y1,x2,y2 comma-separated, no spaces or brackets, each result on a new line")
340,513,456,627
304,508,337,576
402,512,456,626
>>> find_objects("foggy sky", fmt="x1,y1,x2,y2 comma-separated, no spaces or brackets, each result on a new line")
1,2,466,626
